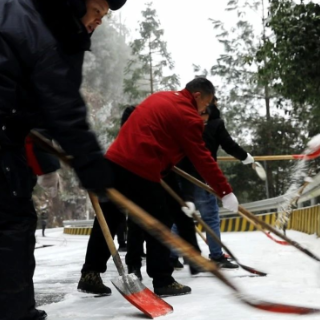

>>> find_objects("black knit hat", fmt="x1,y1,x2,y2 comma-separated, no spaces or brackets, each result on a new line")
107,0,127,10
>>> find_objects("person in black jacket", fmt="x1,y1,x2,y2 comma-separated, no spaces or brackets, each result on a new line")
176,96,254,268
0,0,126,319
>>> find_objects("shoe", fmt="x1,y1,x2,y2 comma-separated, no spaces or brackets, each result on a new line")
211,255,239,269
128,265,143,281
154,281,191,297
25,309,47,320
77,272,112,295
170,257,184,270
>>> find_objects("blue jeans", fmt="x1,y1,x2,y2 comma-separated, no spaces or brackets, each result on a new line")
170,224,180,259
194,186,223,259
171,186,223,260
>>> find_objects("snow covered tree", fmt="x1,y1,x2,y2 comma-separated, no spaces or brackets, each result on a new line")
257,0,320,137
123,2,180,103
207,0,306,200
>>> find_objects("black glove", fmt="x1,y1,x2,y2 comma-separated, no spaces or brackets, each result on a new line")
72,155,114,193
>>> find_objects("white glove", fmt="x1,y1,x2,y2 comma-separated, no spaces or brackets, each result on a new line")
181,201,196,218
222,193,239,213
242,153,254,165
193,210,201,217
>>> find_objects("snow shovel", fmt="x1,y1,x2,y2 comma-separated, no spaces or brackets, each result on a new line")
106,188,320,315
89,193,173,319
29,131,173,318
217,147,320,161
159,180,267,277
172,166,320,263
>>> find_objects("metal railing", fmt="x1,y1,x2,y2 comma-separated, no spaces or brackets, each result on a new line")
63,173,320,227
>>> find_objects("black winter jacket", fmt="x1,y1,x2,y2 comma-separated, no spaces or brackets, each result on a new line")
203,105,247,161
178,104,247,200
0,0,108,196
0,0,100,154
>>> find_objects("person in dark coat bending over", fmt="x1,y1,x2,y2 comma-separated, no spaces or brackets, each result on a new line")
78,78,239,297
0,0,126,319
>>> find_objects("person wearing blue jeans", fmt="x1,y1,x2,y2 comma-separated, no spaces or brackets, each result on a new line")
171,95,254,270
171,185,236,269
193,186,223,260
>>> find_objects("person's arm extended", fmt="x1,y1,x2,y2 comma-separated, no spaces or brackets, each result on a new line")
175,119,232,198
212,120,247,161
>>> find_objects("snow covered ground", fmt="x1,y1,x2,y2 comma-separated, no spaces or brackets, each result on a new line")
34,228,320,319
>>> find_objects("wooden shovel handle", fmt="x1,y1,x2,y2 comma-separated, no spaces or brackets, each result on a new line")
89,193,126,276
218,155,295,161
106,188,238,291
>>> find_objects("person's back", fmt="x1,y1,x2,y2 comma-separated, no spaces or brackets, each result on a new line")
107,90,202,181
107,88,232,199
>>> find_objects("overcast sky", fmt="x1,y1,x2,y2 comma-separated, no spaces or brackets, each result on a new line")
114,0,263,87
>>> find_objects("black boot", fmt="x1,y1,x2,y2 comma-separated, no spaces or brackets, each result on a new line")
77,272,112,295
211,255,239,269
154,281,191,297
127,265,143,281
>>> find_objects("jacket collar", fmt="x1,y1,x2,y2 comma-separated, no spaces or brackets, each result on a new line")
35,0,91,54
179,89,198,111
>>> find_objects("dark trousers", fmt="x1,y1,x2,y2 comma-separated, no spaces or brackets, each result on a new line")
41,221,47,237
81,161,175,287
116,218,127,247
0,151,37,320
125,172,200,269
125,219,145,267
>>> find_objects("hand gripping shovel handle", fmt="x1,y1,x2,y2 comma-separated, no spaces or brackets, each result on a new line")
89,193,174,319
29,131,320,314
106,188,320,315
160,180,267,276
172,166,320,262
217,147,320,161
29,131,173,318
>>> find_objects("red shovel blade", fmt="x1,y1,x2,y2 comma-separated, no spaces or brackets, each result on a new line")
265,231,289,245
112,274,173,318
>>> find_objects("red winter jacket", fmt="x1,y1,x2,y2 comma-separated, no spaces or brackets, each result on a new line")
106,89,232,198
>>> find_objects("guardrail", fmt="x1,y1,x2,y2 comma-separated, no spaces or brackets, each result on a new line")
220,172,320,216
63,173,320,235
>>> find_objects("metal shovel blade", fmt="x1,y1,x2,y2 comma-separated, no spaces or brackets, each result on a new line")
111,274,173,318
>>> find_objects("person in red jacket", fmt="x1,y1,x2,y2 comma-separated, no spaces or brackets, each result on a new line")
78,78,239,297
